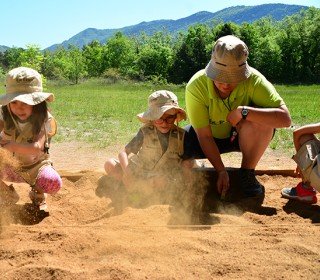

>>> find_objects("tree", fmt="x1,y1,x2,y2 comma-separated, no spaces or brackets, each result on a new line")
247,19,284,81
254,36,283,81
2,47,25,69
136,31,174,82
18,44,44,71
42,45,87,84
65,45,87,84
239,23,260,69
102,32,137,78
212,22,240,41
296,7,320,83
41,47,69,80
82,40,104,77
169,24,212,84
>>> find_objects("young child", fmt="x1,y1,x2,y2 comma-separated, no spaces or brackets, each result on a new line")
103,90,193,202
104,90,200,212
0,67,62,210
281,123,320,204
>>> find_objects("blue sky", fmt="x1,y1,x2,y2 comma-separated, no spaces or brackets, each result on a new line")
2,0,319,49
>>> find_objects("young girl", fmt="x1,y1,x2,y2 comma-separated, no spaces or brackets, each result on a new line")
103,90,193,200
0,67,62,210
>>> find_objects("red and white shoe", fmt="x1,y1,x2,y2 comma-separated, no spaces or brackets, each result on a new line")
281,182,317,204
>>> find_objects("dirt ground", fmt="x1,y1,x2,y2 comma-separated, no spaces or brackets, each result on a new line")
1,142,320,280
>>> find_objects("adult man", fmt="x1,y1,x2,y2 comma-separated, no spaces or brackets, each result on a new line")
185,35,291,197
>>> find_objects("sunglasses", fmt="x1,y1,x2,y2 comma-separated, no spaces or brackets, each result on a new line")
154,114,177,125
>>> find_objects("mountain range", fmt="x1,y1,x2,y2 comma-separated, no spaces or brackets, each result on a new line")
0,4,308,52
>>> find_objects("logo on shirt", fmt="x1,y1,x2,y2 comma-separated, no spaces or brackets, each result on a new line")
209,119,226,125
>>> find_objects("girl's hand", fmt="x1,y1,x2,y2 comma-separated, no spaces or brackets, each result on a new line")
0,140,10,148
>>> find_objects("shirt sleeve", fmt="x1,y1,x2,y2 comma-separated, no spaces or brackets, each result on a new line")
250,70,285,108
125,129,144,155
185,71,211,129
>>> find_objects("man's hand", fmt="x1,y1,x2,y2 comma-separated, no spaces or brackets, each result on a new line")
217,170,230,195
227,107,243,127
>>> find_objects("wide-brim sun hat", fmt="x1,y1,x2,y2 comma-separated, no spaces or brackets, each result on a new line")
137,90,187,123
0,67,54,106
205,35,251,84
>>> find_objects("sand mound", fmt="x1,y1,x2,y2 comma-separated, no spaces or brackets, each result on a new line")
1,169,319,279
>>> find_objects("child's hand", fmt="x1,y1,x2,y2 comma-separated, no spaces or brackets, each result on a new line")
0,140,10,148
294,165,302,178
122,168,133,187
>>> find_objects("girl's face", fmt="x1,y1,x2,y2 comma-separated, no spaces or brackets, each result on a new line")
9,101,33,121
153,110,177,134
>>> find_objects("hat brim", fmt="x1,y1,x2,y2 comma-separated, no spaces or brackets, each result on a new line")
205,60,251,84
0,92,54,106
137,105,187,123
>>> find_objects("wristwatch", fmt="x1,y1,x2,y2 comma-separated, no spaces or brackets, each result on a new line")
241,106,249,120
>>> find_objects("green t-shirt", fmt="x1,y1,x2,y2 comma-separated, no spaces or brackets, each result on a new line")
185,68,285,139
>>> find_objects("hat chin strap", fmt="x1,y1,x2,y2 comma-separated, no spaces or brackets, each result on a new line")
173,120,183,157
8,106,21,134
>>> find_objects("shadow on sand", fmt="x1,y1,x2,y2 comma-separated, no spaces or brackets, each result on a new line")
283,200,320,223
198,167,277,216
95,174,215,228
0,203,49,228
95,169,278,229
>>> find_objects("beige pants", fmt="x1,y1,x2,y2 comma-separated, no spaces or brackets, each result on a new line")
293,138,320,191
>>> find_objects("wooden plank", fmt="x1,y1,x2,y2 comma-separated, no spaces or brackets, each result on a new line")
193,167,296,177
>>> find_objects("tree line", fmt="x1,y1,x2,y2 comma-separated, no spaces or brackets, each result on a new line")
1,7,319,85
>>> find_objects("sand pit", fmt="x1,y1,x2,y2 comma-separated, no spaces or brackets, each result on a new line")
1,142,319,279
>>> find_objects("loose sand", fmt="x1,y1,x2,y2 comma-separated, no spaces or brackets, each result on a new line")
1,142,319,280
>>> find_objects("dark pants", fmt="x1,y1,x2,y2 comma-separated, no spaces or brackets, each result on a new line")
182,125,240,160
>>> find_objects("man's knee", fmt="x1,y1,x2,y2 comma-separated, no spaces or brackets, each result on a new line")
239,121,273,138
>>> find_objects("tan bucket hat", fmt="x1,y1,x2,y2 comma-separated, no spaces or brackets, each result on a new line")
205,35,251,84
0,67,54,106
137,90,186,123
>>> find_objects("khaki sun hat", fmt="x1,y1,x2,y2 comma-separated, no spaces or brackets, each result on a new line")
137,90,187,123
205,35,251,84
0,67,54,106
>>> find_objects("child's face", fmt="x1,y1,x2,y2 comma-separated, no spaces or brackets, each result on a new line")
9,101,33,121
153,111,177,133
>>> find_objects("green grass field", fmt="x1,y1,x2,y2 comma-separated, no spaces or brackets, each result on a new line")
47,79,320,155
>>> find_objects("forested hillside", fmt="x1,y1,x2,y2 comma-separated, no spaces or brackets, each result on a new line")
0,7,319,85
0,46,9,52
47,3,305,50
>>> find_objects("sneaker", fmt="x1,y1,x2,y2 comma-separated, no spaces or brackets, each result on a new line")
29,189,48,211
281,182,317,204
240,168,264,197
